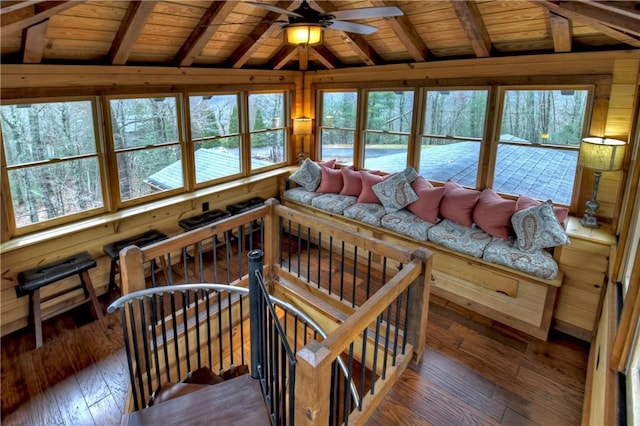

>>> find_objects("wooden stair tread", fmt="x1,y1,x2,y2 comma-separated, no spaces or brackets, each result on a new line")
120,374,270,426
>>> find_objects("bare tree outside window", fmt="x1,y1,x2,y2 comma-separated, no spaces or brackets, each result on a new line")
1,100,104,228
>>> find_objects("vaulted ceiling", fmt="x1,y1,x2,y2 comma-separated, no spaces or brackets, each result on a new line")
1,0,639,72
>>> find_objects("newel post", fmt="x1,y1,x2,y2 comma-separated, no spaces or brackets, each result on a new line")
263,198,280,286
295,341,333,425
248,249,264,380
406,247,433,368
119,245,146,294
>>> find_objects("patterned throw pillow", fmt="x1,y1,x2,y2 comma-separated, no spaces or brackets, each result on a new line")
511,200,569,252
290,158,321,192
372,173,418,213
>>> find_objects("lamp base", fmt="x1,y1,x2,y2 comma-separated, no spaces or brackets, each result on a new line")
297,152,306,165
580,214,600,228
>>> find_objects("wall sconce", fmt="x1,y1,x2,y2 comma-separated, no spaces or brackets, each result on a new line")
293,117,313,164
284,24,323,46
578,136,626,228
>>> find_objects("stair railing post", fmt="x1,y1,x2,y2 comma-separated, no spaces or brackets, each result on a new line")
248,249,264,380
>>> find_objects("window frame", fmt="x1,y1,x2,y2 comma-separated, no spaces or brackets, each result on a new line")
361,88,417,173
105,93,186,209
186,91,245,189
0,96,108,235
491,85,594,206
317,89,360,166
417,87,491,187
245,90,290,173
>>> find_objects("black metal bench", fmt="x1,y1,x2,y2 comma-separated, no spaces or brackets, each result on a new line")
17,251,103,348
178,209,231,232
103,230,169,292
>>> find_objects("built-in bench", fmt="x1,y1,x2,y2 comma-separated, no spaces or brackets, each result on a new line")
282,161,568,340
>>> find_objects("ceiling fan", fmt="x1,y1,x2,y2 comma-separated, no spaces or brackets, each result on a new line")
250,0,404,44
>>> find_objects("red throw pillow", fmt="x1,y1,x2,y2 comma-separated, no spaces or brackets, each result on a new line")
317,159,336,169
315,165,344,193
406,176,445,224
340,166,363,196
472,188,516,239
439,180,480,227
516,195,569,226
358,172,386,203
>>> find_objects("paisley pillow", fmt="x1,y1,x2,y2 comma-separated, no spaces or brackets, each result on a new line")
511,200,569,252
372,173,418,213
290,158,321,192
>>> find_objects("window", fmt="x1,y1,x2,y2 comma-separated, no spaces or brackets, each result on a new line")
495,89,589,205
420,89,488,187
189,94,242,184
0,100,104,230
363,90,414,173
109,96,183,203
319,90,358,165
248,92,286,171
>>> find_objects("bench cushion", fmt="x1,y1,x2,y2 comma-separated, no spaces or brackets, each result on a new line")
344,203,387,227
311,193,357,214
428,220,491,258
18,251,97,292
284,188,321,205
483,237,559,280
381,210,434,242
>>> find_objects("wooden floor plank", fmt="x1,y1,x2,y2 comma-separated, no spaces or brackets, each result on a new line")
89,394,122,426
51,375,96,426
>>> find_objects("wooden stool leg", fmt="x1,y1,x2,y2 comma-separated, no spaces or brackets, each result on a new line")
108,259,118,293
80,271,103,320
31,289,43,349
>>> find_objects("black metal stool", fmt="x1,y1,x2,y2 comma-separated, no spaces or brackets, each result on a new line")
17,251,103,348
103,230,168,292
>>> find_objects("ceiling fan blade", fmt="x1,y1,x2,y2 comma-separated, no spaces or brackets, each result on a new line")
248,2,303,18
327,20,379,35
322,6,403,21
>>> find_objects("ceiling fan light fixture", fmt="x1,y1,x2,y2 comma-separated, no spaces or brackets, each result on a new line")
285,23,323,46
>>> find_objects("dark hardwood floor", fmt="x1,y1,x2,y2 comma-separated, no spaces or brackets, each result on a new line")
2,289,589,426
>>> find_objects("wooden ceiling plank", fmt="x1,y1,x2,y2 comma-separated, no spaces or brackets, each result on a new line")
109,1,158,65
369,0,428,62
176,1,237,67
299,45,309,71
1,0,84,37
319,1,381,66
558,0,640,38
228,1,293,69
548,11,572,53
22,18,49,63
310,46,341,69
270,45,298,70
450,0,492,58
531,0,640,48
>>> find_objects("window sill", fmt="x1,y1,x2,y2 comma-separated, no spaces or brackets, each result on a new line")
0,167,295,254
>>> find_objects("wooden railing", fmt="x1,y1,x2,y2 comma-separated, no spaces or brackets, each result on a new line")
116,199,432,425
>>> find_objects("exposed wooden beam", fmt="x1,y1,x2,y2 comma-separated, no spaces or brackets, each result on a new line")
450,0,492,58
175,1,237,67
319,1,382,66
559,0,640,38
310,46,341,69
22,18,48,63
108,1,158,65
1,1,83,37
1,1,47,16
370,0,428,62
299,45,309,71
228,1,294,69
531,0,640,48
548,11,572,53
269,45,298,70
